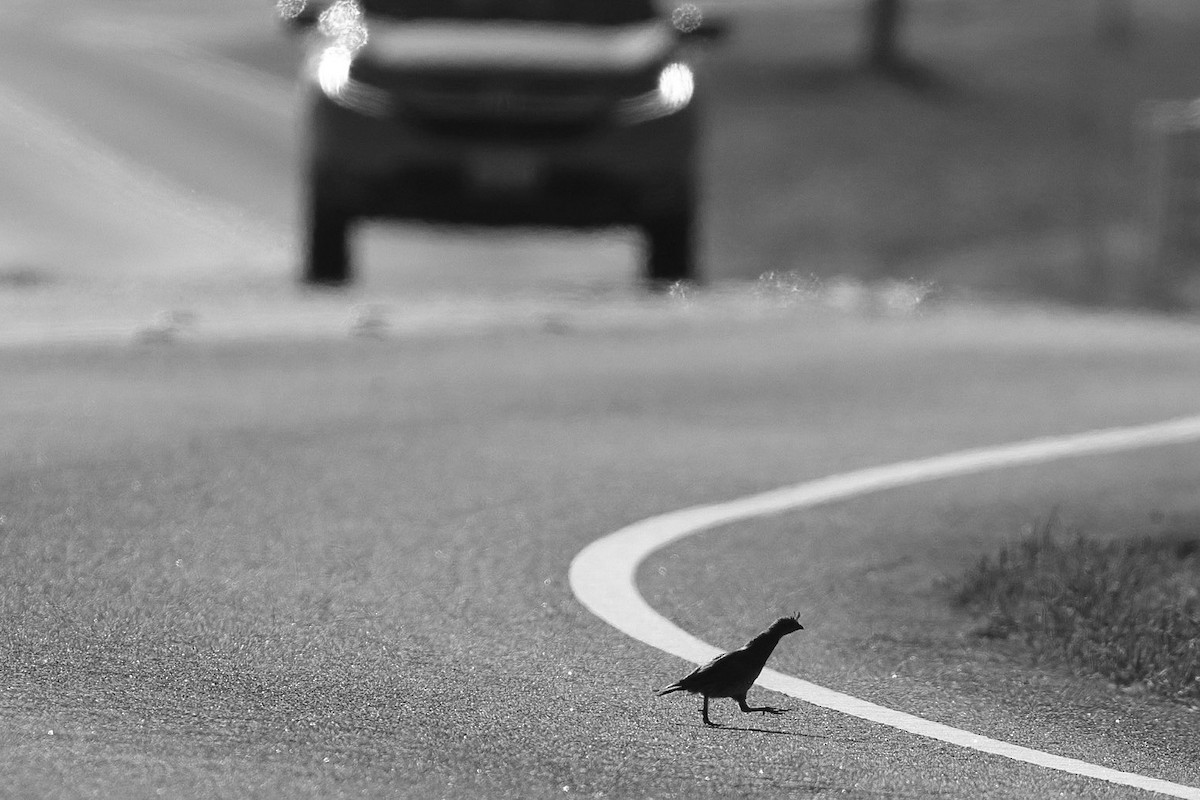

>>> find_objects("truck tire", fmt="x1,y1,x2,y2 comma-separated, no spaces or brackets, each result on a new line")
643,206,697,287
302,181,352,286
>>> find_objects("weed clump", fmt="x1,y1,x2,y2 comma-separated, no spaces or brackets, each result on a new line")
955,516,1200,705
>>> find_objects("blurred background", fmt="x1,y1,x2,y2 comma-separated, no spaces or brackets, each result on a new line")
3,0,1200,326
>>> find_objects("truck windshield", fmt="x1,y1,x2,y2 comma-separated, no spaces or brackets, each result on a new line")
360,0,658,25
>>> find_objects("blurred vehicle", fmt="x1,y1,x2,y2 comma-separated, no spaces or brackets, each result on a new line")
283,0,725,287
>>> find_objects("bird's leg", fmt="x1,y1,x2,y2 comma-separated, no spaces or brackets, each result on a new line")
701,695,719,727
737,698,788,716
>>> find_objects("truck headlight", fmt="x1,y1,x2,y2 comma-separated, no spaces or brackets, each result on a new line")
656,62,694,112
314,45,392,116
317,45,353,97
616,62,695,124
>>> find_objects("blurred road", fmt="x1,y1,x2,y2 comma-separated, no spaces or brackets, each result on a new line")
3,2,1200,799
5,310,1200,798
0,0,292,289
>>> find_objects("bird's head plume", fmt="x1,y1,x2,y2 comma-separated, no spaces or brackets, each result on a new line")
768,614,804,635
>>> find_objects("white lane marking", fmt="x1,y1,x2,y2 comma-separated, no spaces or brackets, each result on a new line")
0,83,282,253
60,16,297,122
570,415,1200,799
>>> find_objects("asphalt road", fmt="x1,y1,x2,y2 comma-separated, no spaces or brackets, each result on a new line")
2,2,1200,798
5,310,1200,799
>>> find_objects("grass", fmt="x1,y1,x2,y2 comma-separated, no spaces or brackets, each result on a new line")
701,0,1200,305
954,514,1200,706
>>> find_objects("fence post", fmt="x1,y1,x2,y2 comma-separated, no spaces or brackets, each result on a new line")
1137,100,1200,308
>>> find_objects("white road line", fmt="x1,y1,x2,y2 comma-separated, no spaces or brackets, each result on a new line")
60,16,297,122
0,83,281,254
569,415,1200,799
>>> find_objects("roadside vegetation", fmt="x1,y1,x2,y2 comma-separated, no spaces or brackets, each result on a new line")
703,0,1200,306
954,516,1200,707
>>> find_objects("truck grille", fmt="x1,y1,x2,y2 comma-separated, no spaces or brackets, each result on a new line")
392,74,615,130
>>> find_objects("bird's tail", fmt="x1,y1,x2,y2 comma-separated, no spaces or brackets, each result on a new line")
656,683,684,696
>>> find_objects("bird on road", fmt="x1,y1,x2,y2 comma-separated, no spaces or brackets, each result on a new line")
656,615,803,727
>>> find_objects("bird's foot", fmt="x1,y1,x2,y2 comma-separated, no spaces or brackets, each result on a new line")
756,707,788,716
702,718,721,728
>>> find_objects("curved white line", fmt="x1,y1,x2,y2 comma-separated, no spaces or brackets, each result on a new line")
569,415,1200,799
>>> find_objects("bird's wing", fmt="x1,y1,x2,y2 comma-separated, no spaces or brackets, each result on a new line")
674,647,759,694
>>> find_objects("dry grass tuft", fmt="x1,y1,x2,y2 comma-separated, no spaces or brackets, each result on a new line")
955,515,1200,705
